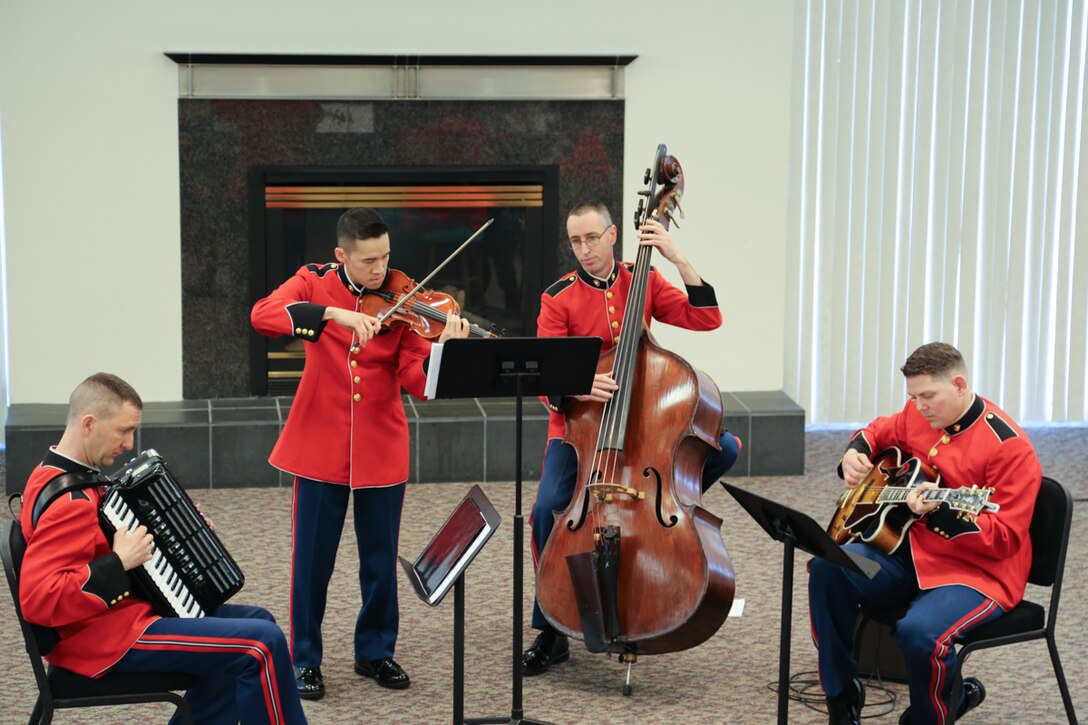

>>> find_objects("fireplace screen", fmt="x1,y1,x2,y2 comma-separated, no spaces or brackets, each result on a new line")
249,167,558,395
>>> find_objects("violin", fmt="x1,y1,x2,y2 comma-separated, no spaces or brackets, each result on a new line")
358,268,497,339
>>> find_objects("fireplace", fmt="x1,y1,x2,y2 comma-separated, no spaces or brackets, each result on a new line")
249,165,559,395
178,97,625,399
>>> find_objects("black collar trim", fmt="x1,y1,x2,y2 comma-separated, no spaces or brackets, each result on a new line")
577,262,621,289
337,264,366,297
42,448,99,475
946,395,984,436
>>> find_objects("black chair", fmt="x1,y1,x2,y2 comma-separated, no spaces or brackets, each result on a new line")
1,518,196,725
855,475,1078,724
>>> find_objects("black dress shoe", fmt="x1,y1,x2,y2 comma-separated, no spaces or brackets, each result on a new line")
522,628,570,676
354,657,410,689
958,677,986,717
826,678,865,725
295,666,325,700
898,677,985,724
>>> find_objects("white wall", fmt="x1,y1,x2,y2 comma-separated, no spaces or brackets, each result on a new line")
0,0,794,406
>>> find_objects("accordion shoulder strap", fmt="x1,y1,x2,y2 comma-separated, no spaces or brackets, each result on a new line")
31,472,109,530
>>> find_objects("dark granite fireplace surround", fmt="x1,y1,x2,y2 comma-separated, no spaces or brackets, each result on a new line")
181,98,625,398
4,76,805,493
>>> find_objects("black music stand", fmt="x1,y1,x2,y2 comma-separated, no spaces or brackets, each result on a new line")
400,484,502,725
723,483,880,725
427,336,601,725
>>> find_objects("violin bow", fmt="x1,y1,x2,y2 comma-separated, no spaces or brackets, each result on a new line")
376,218,495,324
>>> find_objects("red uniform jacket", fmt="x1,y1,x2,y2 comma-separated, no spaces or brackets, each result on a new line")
844,395,1041,610
18,449,158,678
251,263,431,488
536,261,722,440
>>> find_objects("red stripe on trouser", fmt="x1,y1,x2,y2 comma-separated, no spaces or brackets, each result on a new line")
288,479,300,664
132,634,285,725
926,599,997,724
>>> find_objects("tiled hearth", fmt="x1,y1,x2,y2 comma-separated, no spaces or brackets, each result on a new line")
4,391,803,494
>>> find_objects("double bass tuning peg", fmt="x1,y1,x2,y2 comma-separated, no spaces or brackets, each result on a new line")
665,196,685,227
643,167,652,184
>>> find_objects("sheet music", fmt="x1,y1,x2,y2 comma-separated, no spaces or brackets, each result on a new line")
424,342,445,399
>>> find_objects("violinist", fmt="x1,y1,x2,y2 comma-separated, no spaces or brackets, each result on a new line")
524,200,742,675
251,206,470,701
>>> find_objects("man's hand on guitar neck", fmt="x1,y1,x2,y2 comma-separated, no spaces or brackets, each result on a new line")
841,449,873,488
906,481,942,516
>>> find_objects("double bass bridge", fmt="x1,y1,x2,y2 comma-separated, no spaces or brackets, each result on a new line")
588,480,646,503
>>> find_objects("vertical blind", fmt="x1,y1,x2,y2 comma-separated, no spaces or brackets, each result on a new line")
786,0,1088,424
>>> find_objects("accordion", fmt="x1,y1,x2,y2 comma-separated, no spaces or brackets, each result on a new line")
100,450,245,618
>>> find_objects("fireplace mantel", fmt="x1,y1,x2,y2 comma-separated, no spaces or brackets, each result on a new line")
164,53,638,100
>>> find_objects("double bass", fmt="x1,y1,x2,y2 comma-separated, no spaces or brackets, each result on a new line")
535,146,736,666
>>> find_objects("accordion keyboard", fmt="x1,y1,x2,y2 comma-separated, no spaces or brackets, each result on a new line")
102,450,245,618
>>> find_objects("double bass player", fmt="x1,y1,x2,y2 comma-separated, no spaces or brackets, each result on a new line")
524,200,742,675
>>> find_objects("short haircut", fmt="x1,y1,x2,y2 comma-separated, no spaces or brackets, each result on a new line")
567,201,613,228
900,342,967,379
67,373,143,426
336,207,389,248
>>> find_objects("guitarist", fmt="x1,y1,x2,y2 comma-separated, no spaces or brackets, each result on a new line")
808,342,1041,725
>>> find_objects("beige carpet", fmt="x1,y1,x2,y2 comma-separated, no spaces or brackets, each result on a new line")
0,428,1084,724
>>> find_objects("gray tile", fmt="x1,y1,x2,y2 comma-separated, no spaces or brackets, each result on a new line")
749,413,806,476
5,428,61,495
417,419,485,482
733,390,804,414
140,409,210,426
720,392,750,415
478,397,550,420
6,404,68,428
211,407,280,424
212,423,280,487
209,397,279,409
414,398,484,420
485,417,548,482
137,426,211,490
142,400,210,411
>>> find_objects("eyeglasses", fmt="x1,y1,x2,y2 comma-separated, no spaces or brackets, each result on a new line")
569,227,612,249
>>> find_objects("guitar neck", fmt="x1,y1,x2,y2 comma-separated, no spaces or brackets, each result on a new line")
876,484,998,514
876,486,953,504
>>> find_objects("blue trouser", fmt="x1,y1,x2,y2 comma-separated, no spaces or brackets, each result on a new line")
111,603,307,725
290,478,405,668
528,430,740,629
807,542,1005,725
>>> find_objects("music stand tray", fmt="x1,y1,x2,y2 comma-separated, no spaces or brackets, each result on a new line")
425,336,601,725
399,484,501,725
723,483,880,725
399,484,501,608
